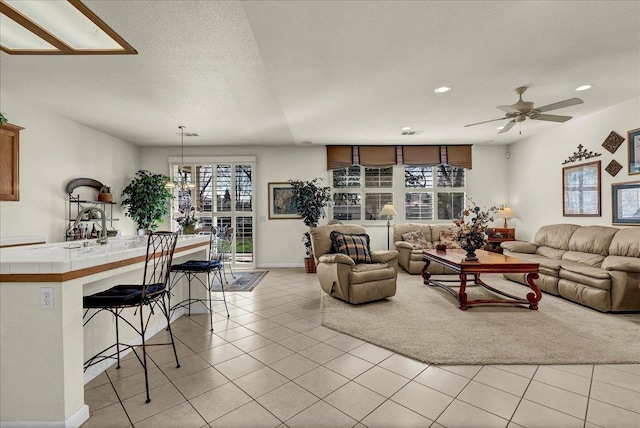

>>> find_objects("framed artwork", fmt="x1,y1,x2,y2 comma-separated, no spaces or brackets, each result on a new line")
628,128,640,175
268,182,300,219
562,160,601,217
612,181,640,225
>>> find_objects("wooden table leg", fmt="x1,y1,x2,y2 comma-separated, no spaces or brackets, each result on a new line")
421,259,431,285
525,272,542,310
458,273,468,310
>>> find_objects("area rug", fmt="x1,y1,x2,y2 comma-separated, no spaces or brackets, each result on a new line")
321,272,640,365
212,270,268,292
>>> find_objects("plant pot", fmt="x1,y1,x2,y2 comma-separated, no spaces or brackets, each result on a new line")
182,224,197,235
304,257,316,273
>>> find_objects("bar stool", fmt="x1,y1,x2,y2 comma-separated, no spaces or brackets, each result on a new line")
82,231,180,404
169,226,229,332
220,227,236,283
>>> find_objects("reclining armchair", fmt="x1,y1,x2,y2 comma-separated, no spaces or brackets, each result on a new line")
310,224,399,304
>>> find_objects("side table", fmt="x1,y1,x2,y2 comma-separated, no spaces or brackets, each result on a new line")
485,228,515,254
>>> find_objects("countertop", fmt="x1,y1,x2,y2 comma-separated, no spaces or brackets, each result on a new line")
0,234,209,278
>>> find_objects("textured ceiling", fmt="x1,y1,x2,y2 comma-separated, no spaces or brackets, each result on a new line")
0,1,638,147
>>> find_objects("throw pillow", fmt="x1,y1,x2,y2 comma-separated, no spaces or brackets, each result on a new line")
439,231,461,249
330,231,372,264
402,230,429,249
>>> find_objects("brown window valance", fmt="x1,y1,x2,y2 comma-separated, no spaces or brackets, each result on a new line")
327,145,472,170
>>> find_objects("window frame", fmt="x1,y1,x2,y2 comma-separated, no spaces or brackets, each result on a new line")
330,164,466,224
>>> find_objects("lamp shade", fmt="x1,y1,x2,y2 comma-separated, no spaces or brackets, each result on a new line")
380,204,397,218
497,207,516,219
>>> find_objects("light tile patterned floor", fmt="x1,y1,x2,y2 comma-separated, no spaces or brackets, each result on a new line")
83,268,640,427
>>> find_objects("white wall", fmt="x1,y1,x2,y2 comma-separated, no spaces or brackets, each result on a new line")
141,144,509,267
0,95,141,241
506,97,639,241
0,93,511,260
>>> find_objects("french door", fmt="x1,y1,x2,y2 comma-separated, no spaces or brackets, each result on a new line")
170,157,256,269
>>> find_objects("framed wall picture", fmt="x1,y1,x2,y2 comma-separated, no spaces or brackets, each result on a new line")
562,160,601,217
628,128,640,175
612,181,640,225
268,182,300,219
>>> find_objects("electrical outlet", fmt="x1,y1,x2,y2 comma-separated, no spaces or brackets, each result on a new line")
41,287,54,309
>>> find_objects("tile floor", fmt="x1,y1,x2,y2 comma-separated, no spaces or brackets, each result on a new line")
83,268,640,428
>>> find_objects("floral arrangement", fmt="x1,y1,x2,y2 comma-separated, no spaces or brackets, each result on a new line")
175,205,200,228
448,198,501,257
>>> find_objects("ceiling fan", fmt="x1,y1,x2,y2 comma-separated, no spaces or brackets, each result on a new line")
465,87,584,134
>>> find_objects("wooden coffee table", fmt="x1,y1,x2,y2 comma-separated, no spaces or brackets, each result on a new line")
422,249,541,310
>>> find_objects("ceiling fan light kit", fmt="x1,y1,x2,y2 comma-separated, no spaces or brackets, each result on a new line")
465,86,584,134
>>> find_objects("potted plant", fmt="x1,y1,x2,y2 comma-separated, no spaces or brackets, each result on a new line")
289,177,332,273
121,170,174,233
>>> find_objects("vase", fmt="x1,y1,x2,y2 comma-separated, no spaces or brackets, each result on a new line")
458,232,486,261
182,224,196,235
464,249,479,261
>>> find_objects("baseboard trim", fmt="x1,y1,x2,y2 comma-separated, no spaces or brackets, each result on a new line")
256,263,304,268
0,404,89,428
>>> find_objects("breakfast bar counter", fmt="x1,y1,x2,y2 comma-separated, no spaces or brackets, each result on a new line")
0,234,210,428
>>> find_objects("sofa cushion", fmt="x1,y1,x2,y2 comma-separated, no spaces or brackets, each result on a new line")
560,261,611,280
431,224,457,243
568,226,619,256
561,251,605,267
311,225,366,262
534,224,579,250
330,231,372,264
438,231,461,249
394,223,432,244
501,241,537,253
608,228,640,258
536,246,566,260
601,255,640,273
401,230,429,248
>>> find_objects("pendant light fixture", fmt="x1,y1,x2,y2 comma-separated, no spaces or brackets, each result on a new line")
166,125,196,190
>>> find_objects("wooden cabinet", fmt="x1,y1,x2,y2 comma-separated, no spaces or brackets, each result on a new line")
0,123,24,201
485,228,515,253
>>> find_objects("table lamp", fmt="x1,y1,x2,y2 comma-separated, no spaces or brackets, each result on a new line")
380,204,398,250
497,206,516,228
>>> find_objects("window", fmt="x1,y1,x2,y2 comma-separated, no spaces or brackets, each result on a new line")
331,164,466,222
169,157,256,267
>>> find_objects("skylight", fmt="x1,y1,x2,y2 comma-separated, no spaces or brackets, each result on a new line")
0,0,136,55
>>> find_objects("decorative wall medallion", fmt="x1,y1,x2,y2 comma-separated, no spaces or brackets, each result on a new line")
562,144,602,165
602,131,625,154
605,159,623,176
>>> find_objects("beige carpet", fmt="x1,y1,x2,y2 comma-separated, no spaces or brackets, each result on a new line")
321,272,640,365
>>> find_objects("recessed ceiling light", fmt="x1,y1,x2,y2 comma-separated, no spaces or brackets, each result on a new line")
575,84,594,91
497,126,505,130
434,86,451,93
402,127,411,131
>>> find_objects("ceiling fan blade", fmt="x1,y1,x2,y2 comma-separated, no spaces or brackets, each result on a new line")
464,117,508,127
498,120,516,134
532,114,572,123
497,105,519,114
536,98,583,113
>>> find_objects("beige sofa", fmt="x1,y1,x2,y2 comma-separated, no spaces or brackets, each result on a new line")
393,223,458,275
502,224,640,312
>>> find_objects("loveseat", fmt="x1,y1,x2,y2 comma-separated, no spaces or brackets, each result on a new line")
393,223,458,275
501,224,640,312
